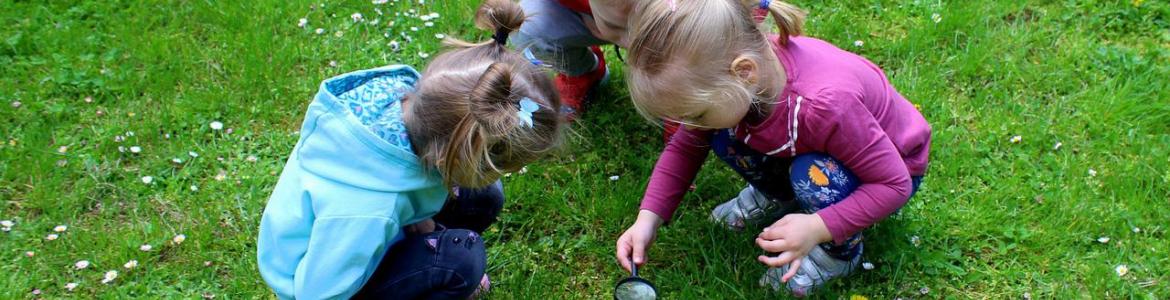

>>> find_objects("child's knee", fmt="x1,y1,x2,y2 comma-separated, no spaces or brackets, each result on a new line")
437,229,487,295
788,153,856,209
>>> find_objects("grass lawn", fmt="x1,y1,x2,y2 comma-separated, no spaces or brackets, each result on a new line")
2,0,1168,298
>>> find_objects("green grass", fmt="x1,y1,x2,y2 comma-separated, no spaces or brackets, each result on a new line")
1,0,1168,298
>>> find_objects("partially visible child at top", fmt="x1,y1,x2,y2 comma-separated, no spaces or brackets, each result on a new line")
613,0,931,296
511,0,690,140
257,0,564,298
509,0,615,118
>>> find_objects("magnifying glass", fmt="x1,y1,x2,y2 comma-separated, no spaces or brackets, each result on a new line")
614,259,658,300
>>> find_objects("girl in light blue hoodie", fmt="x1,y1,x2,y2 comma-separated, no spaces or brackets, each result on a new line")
257,1,564,298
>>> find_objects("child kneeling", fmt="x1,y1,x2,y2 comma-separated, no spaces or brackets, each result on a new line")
257,1,563,298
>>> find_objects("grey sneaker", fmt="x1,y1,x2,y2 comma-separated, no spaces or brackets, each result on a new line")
710,185,796,231
759,245,862,297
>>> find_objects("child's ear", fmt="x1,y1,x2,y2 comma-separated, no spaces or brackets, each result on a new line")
730,56,759,85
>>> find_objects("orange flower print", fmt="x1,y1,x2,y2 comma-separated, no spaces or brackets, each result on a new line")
809,166,830,186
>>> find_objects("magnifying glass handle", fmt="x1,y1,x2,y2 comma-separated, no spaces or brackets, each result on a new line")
630,257,638,277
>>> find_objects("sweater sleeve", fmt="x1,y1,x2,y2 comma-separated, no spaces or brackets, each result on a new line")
805,91,913,244
639,127,713,221
293,216,400,299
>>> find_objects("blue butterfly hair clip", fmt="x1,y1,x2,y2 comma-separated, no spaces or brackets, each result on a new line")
517,97,539,128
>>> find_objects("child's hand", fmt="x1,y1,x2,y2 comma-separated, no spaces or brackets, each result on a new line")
615,210,663,273
754,213,832,282
404,218,436,235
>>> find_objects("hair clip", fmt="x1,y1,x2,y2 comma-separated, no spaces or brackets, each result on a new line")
522,48,544,67
517,97,539,128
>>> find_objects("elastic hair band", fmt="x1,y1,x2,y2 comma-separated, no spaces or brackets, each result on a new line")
759,0,772,9
492,28,509,45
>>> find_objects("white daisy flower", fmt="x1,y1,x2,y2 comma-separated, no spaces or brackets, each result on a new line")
101,270,118,284
173,234,187,244
246,155,258,162
418,52,429,58
0,220,13,227
298,18,308,28
862,262,875,270
189,151,199,157
172,158,183,164
1053,142,1062,150
130,146,142,153
124,260,138,269
315,28,325,35
351,13,364,22
1088,169,1097,177
435,33,446,39
141,176,154,184
1115,264,1129,276
65,282,79,291
54,225,67,232
424,21,434,27
139,244,153,251
609,175,620,181
190,185,200,192
10,101,20,108
57,146,68,154
373,0,388,4
210,121,224,130
853,40,864,47
931,13,942,24
46,234,59,241
75,260,90,269
1097,236,1110,244
25,251,34,257
1010,135,1022,143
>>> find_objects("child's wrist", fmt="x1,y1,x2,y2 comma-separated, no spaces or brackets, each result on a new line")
636,209,665,228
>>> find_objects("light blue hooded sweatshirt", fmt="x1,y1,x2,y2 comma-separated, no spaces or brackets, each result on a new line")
257,65,448,299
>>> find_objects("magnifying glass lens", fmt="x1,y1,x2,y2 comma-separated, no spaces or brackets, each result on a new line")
614,280,657,300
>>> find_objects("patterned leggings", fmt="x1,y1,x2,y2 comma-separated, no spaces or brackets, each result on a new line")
710,129,922,259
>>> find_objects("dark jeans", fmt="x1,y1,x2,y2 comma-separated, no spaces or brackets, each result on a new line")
354,181,505,300
710,129,922,260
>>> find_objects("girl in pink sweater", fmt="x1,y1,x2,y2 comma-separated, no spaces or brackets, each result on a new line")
614,0,931,296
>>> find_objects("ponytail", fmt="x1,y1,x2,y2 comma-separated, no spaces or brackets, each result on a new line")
745,0,806,45
412,0,563,189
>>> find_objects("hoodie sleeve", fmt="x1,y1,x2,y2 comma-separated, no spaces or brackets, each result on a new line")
293,214,400,299
803,90,913,244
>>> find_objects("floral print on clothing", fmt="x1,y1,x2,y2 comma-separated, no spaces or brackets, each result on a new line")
335,74,417,152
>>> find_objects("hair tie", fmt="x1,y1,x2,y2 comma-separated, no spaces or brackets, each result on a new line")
753,0,771,23
492,28,509,45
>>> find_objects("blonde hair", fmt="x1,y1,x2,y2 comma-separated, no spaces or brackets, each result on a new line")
626,0,806,123
406,0,563,188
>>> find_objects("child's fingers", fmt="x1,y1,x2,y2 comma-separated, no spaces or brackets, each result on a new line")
781,259,802,282
616,238,632,272
755,237,791,252
758,225,787,240
757,251,799,268
632,241,647,266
